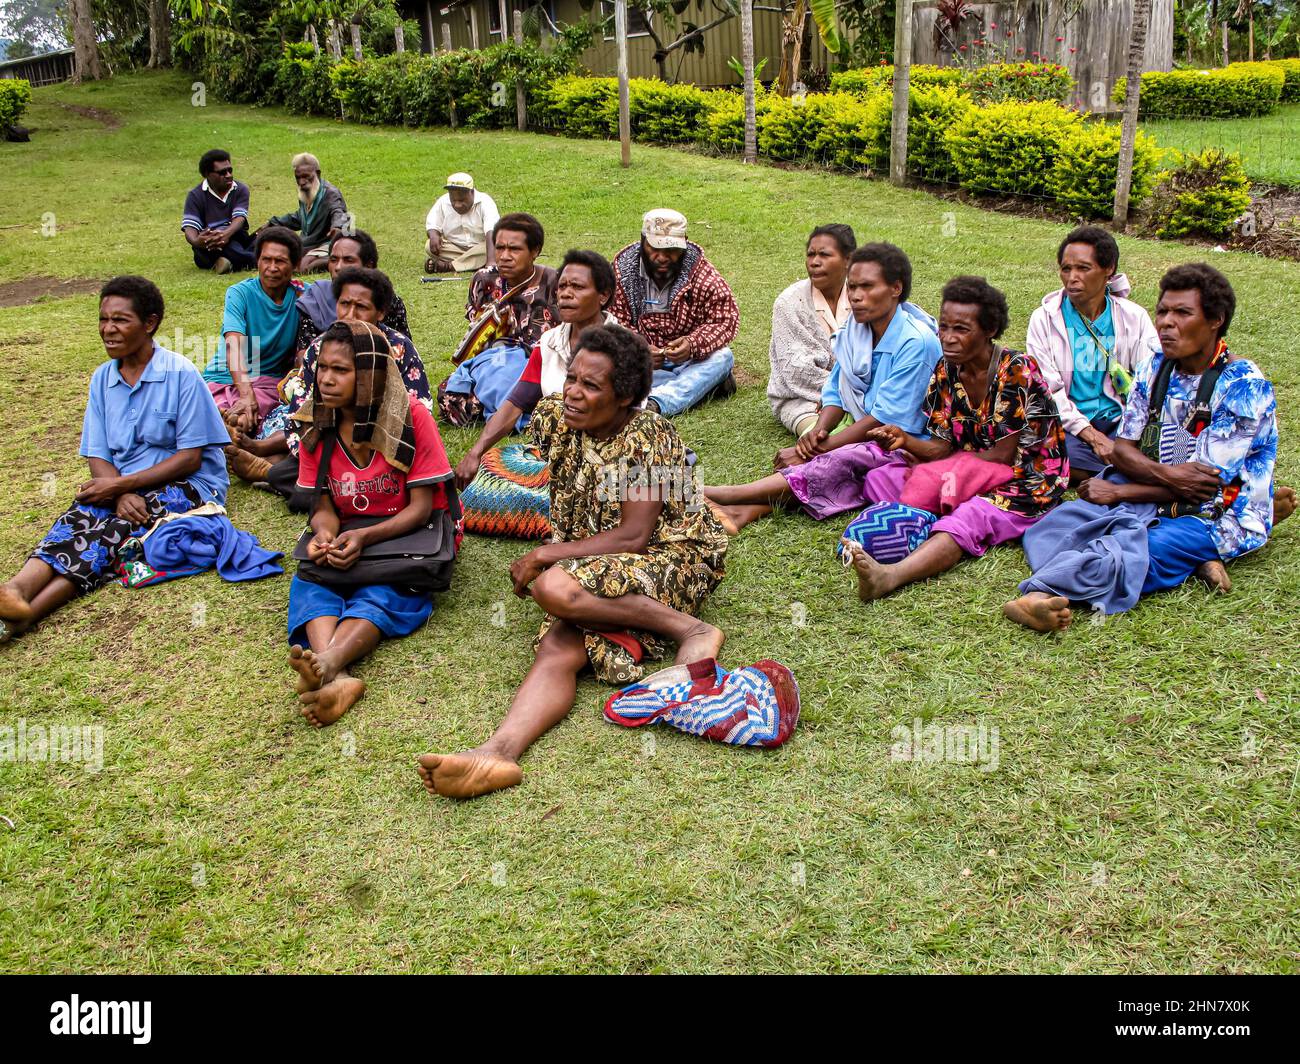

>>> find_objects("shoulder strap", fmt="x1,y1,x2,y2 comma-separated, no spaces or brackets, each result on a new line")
313,430,336,501
1138,356,1177,461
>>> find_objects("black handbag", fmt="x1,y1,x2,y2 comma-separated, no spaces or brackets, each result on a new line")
292,432,460,593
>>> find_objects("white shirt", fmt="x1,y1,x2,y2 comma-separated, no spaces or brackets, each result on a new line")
424,191,500,249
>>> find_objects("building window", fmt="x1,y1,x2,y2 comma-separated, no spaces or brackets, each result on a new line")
600,1,652,40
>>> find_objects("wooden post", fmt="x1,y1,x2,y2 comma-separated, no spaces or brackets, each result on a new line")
615,0,631,167
442,22,453,52
470,5,480,49
350,21,363,61
1113,0,1153,227
306,23,320,55
514,8,527,131
741,0,757,164
395,22,405,53
889,0,911,185
328,20,342,60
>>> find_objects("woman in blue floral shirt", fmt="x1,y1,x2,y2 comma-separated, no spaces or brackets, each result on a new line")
0,277,231,641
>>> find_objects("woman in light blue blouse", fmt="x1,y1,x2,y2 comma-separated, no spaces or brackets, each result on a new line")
0,277,231,642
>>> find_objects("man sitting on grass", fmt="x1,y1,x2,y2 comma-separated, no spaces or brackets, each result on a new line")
424,171,499,274
258,152,350,274
181,149,255,275
1005,262,1293,632
201,226,303,435
610,208,739,417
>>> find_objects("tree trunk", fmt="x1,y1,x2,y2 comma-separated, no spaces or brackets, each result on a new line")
777,0,807,96
395,22,405,53
1113,0,1153,227
1248,12,1255,61
889,0,911,185
470,5,480,49
147,0,171,68
1221,20,1229,65
514,8,526,131
615,0,631,167
741,0,757,162
350,21,363,60
69,0,103,82
306,24,321,55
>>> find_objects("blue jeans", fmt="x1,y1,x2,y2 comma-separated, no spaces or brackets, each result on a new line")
650,347,734,417
1065,414,1120,476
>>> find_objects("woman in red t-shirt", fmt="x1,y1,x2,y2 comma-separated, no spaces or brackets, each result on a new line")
287,320,457,727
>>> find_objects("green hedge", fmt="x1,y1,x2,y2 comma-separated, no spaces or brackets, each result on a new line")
1148,148,1252,239
830,64,965,95
1115,62,1286,118
965,62,1073,104
1047,121,1159,219
0,78,32,129
1266,57,1300,102
945,100,1084,199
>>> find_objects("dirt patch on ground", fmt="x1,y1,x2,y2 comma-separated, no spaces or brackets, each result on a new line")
0,276,101,309
56,102,122,129
1230,184,1300,260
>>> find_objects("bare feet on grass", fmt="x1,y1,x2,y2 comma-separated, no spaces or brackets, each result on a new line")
675,620,725,666
1274,485,1296,524
1002,592,1074,632
416,749,523,799
1195,559,1232,594
299,675,366,727
227,446,272,483
840,540,899,602
288,644,323,694
0,583,34,623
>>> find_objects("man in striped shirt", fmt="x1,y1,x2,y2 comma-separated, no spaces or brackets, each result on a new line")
181,149,254,275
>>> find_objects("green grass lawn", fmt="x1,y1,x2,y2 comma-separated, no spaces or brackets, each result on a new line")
2,71,1298,974
1142,102,1300,186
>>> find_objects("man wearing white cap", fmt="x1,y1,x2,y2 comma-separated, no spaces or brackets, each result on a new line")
610,208,739,417
424,172,500,274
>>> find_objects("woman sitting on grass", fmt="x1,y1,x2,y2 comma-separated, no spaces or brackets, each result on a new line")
417,325,729,800
0,276,231,642
287,320,457,727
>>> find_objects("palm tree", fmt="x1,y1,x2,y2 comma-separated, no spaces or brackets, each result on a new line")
1114,0,1154,227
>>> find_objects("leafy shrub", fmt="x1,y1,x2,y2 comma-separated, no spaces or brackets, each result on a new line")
629,79,714,144
536,75,618,137
758,92,888,169
272,42,339,116
831,64,964,96
945,100,1082,199
1147,148,1252,238
965,62,1073,104
1115,63,1285,118
905,85,974,183
1047,120,1159,218
0,78,32,129
1265,58,1300,102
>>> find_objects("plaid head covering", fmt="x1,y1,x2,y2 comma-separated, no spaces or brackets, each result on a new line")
292,319,417,472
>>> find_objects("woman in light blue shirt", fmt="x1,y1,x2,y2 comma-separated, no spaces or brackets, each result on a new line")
0,277,231,642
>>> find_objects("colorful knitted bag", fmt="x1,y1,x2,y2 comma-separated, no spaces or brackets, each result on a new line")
461,442,551,539
603,658,800,748
836,501,936,564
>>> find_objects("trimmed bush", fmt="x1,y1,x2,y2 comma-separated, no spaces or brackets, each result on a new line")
536,75,618,137
965,62,1073,104
629,79,715,144
830,64,965,97
1047,120,1159,218
905,85,975,183
272,42,339,116
944,100,1083,199
0,78,32,129
1115,63,1285,118
758,92,888,169
1147,148,1252,238
1266,58,1300,102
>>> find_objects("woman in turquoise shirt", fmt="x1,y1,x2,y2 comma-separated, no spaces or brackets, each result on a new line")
0,277,232,642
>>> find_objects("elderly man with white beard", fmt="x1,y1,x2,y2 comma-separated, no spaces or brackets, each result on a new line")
258,152,351,273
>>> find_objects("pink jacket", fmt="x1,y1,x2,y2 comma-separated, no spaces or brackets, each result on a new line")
1025,274,1160,437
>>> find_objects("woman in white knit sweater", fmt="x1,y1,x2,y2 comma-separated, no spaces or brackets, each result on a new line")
766,224,856,438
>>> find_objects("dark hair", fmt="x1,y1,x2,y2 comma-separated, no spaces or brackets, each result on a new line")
1159,262,1236,339
332,266,395,316
318,320,356,352
100,275,165,333
330,228,378,268
560,249,615,300
941,275,1010,339
255,225,303,266
849,242,912,301
198,149,231,177
493,211,544,253
572,324,653,407
808,223,856,257
1057,224,1119,272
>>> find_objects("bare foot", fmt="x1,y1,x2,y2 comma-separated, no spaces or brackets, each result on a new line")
841,540,899,602
1274,485,1296,524
228,446,272,483
714,502,772,533
0,583,34,623
704,498,740,535
1195,559,1232,594
1002,592,1073,632
288,644,323,694
299,675,366,727
675,620,725,665
415,749,523,799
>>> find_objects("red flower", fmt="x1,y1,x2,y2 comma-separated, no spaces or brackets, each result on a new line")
1016,47,1024,54
1056,36,1064,42
1069,47,1076,54
959,44,967,51
990,22,997,29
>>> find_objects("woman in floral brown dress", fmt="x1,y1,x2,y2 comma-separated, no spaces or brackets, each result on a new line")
417,325,728,799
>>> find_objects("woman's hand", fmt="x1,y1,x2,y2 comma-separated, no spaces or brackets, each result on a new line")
1077,477,1120,506
115,493,150,527
226,395,258,435
773,444,805,470
454,450,482,491
793,428,829,464
326,529,367,570
76,477,123,506
307,529,335,564
509,549,549,598
867,425,909,452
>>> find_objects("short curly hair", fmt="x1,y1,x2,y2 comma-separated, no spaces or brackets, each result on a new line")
330,228,379,268
850,242,912,301
255,225,303,267
808,223,856,257
332,266,395,316
100,275,165,333
493,212,545,253
561,248,615,302
1159,262,1236,339
1057,224,1119,272
572,325,653,407
198,149,231,177
941,275,1010,339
